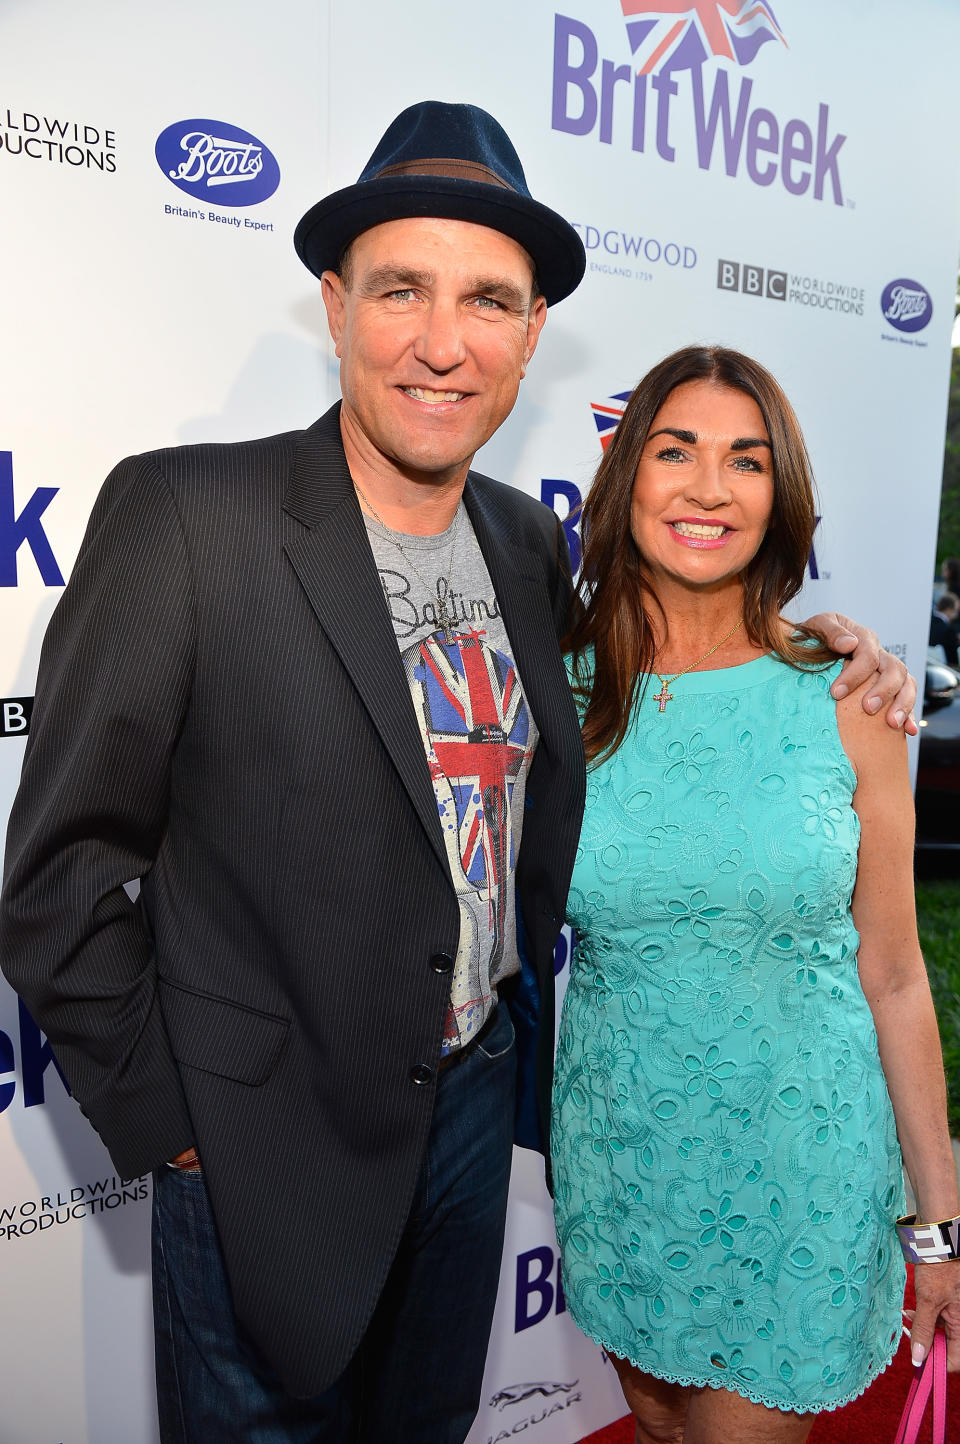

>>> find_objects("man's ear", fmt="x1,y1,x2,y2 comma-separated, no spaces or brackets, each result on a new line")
320,270,347,357
520,294,548,378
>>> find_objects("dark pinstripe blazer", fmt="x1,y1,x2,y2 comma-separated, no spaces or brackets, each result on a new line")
0,403,585,1397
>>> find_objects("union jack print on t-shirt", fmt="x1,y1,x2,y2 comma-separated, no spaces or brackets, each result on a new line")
405,625,533,1044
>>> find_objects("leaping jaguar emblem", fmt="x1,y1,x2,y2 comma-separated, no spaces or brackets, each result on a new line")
489,1380,579,1410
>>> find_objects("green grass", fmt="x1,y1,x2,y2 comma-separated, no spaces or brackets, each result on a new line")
915,878,960,1135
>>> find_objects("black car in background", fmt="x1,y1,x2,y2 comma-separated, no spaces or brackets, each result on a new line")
915,660,960,875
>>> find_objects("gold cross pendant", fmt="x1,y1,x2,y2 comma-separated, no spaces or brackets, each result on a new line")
654,681,673,712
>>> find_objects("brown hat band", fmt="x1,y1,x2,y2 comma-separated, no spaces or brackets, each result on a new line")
373,156,514,189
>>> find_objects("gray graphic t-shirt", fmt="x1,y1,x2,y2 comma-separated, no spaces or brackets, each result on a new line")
362,503,538,1054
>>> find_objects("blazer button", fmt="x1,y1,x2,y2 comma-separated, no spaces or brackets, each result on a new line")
430,952,454,974
410,1064,433,1085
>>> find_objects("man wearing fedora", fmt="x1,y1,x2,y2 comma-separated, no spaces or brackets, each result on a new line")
0,101,911,1442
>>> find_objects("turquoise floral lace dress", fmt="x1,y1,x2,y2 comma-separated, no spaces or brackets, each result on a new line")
551,654,905,1414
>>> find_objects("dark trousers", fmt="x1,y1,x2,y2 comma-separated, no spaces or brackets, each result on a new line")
152,1003,516,1443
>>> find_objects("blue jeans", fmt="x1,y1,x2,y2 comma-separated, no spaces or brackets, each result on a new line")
152,1003,516,1443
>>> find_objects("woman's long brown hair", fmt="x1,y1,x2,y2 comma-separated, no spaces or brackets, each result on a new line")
565,345,833,766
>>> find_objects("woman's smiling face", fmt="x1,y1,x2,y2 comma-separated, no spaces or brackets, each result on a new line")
629,379,775,593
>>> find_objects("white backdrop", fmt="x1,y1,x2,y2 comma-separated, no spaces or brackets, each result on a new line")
1,3,959,1441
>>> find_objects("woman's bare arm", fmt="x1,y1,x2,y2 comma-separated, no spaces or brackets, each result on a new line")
838,684,960,1366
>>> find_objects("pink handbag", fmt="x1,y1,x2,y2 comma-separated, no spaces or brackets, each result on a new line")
894,1330,947,1444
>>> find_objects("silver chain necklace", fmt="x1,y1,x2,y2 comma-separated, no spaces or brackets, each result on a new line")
353,481,463,644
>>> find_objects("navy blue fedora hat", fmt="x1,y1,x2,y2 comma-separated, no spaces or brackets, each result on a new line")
294,100,585,306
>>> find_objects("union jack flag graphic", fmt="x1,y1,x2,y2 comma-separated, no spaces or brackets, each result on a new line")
621,1,787,75
406,627,532,986
591,390,633,450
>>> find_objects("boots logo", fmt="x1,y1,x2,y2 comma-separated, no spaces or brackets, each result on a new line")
155,119,280,206
553,4,849,205
881,278,933,334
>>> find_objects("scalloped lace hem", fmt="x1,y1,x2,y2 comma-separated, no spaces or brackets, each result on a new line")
568,1314,904,1417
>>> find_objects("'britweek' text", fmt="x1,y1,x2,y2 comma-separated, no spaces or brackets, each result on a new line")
551,12,846,206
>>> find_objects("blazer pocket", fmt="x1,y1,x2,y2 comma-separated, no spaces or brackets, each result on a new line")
158,978,290,1086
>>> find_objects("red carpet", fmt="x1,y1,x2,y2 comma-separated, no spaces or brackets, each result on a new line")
578,1269,957,1442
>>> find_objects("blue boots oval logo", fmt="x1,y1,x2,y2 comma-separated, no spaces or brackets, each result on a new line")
156,119,279,206
881,278,933,333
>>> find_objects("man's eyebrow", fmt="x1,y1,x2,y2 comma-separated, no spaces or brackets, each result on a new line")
358,265,434,293
646,427,771,450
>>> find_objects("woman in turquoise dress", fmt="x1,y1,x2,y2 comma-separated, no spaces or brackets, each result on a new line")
551,346,960,1442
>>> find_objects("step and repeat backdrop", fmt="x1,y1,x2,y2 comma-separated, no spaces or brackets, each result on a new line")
2,2,959,1441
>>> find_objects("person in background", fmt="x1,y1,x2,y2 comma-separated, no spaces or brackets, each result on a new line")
930,590,959,667
552,346,959,1444
940,557,960,602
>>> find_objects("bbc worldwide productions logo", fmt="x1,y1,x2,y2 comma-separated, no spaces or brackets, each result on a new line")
717,259,785,301
0,106,116,174
717,257,864,317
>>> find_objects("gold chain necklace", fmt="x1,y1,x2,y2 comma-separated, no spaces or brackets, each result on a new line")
652,619,745,713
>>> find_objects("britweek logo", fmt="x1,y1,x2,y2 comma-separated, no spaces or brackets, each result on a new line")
0,996,69,1114
552,4,848,205
881,278,933,334
156,119,280,206
542,479,583,573
591,390,633,449
0,451,64,587
515,1243,567,1332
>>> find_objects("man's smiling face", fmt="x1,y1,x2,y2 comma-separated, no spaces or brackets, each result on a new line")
321,216,547,489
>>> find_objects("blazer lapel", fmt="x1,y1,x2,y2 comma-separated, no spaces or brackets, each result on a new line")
282,406,448,871
464,478,578,768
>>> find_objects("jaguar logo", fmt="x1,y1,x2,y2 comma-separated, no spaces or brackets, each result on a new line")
489,1379,579,1410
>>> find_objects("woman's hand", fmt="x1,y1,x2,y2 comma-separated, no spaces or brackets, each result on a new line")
906,1259,960,1370
798,610,918,733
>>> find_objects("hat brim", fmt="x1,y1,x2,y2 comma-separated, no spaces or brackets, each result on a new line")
294,174,585,307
